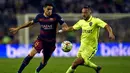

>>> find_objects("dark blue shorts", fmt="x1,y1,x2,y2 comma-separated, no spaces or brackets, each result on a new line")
33,39,56,56
33,39,55,63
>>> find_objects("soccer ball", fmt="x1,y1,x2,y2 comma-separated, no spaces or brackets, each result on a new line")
61,41,73,52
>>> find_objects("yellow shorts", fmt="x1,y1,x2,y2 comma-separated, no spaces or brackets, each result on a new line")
77,45,97,60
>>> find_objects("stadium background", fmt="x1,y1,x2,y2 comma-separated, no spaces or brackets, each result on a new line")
0,0,130,73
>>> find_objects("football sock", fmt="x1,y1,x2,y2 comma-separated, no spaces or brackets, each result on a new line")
36,62,47,72
17,55,33,73
84,60,97,69
66,66,75,73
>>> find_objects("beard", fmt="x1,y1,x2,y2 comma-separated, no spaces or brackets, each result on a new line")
82,16,87,19
82,15,90,20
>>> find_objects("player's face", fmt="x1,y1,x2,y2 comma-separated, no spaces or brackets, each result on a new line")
82,8,91,19
44,6,53,16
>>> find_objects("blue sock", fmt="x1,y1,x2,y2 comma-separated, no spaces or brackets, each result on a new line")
17,55,33,73
36,62,47,72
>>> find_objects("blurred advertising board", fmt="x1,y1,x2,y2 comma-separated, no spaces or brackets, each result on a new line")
0,43,130,58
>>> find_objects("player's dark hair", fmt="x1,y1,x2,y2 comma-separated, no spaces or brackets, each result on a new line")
44,3,53,7
83,5,92,13
83,5,91,9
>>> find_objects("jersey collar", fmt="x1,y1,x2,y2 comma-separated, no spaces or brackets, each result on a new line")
85,15,92,22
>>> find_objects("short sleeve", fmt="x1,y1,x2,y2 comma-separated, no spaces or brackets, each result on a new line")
96,18,107,28
56,14,65,25
73,20,81,30
33,14,40,23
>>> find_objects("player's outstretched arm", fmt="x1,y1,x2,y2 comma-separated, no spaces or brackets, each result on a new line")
61,23,69,31
58,26,74,33
105,24,115,40
9,20,34,34
64,26,74,31
58,23,75,33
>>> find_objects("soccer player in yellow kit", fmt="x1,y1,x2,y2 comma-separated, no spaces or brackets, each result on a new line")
63,6,115,73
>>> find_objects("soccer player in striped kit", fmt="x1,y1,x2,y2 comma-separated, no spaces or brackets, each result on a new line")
10,3,68,73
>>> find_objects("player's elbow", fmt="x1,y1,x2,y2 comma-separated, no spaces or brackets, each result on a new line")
28,21,34,26
105,24,113,32
105,24,111,29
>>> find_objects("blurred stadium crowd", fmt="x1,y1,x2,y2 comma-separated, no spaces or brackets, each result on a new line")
0,0,130,44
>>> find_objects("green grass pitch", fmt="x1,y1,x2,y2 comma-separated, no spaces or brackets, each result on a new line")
0,57,129,73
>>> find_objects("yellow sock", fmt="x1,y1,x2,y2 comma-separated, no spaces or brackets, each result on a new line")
84,60,97,69
66,66,75,73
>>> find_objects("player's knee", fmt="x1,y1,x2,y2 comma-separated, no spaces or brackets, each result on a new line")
72,59,83,69
29,48,37,56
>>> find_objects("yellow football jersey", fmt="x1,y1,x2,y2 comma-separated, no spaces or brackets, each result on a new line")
73,16,107,49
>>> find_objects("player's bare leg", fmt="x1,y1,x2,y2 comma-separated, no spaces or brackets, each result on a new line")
17,47,37,73
66,57,84,73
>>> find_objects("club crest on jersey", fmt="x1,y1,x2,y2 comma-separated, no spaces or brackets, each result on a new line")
89,22,93,26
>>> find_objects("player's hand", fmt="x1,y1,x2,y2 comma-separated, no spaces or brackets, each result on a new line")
9,28,19,34
57,27,68,33
62,27,69,31
109,33,115,40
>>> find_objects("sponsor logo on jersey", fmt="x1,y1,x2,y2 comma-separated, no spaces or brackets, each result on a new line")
41,25,53,29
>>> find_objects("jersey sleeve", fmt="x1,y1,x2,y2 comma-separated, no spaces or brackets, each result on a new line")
96,18,107,28
56,14,65,25
73,20,81,30
33,14,40,23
